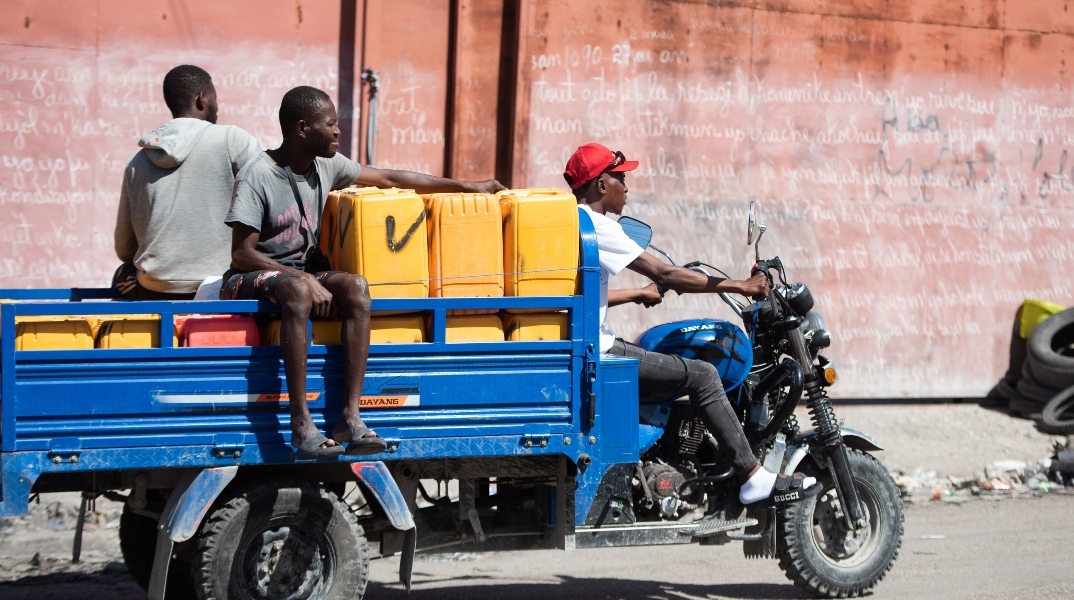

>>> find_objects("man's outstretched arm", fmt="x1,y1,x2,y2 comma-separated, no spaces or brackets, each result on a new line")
626,251,770,300
355,165,506,195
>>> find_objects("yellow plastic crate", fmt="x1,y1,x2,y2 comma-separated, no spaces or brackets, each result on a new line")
503,312,569,341
445,314,505,343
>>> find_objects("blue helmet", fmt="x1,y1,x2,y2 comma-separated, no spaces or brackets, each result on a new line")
635,319,753,393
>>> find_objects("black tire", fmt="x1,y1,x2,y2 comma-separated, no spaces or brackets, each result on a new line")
1027,308,1074,390
777,450,904,598
193,477,370,600
1008,396,1045,419
118,504,198,599
1040,384,1074,435
1016,376,1057,404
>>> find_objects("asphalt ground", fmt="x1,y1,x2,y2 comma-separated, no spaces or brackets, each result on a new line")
1,494,1070,599
1,402,1070,599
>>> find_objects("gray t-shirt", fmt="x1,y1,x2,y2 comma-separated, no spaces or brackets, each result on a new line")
226,152,361,269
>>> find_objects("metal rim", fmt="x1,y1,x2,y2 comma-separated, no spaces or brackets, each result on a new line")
808,480,884,568
237,517,335,600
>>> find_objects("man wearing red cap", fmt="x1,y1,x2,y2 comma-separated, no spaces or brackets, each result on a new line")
564,142,815,507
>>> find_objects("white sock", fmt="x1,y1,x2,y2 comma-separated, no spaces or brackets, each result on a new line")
739,470,818,504
739,468,777,504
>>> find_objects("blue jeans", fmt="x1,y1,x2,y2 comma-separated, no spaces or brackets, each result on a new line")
608,339,758,474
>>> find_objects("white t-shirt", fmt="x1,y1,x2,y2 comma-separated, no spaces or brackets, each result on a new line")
580,205,646,353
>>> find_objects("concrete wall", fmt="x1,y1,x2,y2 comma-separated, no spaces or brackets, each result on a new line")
514,0,1074,396
2,0,1072,397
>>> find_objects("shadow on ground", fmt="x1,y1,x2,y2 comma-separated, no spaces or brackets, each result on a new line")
368,574,807,600
0,569,146,600
0,570,807,600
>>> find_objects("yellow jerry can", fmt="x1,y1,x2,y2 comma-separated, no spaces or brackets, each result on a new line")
424,193,504,302
14,317,94,350
95,317,178,348
445,314,505,343
503,312,570,341
261,315,425,346
498,188,579,303
321,187,429,299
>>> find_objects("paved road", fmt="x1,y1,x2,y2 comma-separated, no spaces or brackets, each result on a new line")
1,494,1071,599
362,494,1074,600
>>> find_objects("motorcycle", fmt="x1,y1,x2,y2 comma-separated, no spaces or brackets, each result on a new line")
617,201,903,598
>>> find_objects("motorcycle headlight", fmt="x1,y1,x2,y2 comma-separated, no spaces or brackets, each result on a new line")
802,311,832,354
801,310,825,334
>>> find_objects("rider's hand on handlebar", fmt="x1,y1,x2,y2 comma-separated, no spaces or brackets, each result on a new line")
637,284,664,308
741,273,770,301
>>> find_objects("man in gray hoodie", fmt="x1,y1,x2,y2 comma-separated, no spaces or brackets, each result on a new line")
113,64,263,299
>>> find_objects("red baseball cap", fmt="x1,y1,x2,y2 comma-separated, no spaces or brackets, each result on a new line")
563,143,638,189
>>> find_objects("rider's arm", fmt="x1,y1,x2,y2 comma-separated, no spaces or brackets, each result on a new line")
625,252,770,300
355,165,506,195
608,284,663,307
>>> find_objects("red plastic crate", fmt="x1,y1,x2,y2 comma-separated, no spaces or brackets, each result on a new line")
180,316,260,347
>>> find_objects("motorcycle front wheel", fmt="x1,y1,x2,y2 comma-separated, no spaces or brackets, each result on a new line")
776,448,903,598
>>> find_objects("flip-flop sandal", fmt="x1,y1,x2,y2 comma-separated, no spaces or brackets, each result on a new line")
345,424,387,456
294,432,344,460
750,473,823,508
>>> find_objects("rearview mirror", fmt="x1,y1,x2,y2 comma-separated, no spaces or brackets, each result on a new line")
617,216,653,249
747,201,756,245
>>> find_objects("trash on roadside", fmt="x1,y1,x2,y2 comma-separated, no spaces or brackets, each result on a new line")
891,448,1067,502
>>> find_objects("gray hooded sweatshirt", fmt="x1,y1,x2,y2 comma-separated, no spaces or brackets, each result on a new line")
114,118,264,293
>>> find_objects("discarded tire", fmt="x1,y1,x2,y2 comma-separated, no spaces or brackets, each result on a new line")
1016,374,1058,404
1040,384,1074,435
987,379,1019,405
1008,396,1045,418
1027,308,1074,390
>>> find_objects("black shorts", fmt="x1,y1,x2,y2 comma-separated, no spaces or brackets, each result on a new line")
220,268,344,302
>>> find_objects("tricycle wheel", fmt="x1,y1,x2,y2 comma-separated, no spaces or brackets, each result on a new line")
776,449,903,598
193,477,370,600
119,501,198,599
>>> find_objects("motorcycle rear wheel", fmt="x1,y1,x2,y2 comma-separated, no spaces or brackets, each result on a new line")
777,449,903,598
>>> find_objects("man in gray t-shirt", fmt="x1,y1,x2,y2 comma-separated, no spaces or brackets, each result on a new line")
225,152,358,269
223,86,504,459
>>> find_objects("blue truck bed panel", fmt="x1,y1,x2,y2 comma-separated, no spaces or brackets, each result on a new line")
0,208,641,526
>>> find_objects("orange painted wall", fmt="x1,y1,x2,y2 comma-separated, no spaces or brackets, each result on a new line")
514,1,1074,397
2,1,1073,397
0,0,346,287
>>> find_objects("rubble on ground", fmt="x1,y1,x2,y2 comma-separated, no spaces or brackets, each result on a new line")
891,437,1074,504
0,493,124,539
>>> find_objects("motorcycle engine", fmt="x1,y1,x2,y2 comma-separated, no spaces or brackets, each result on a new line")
634,405,708,519
641,463,699,518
